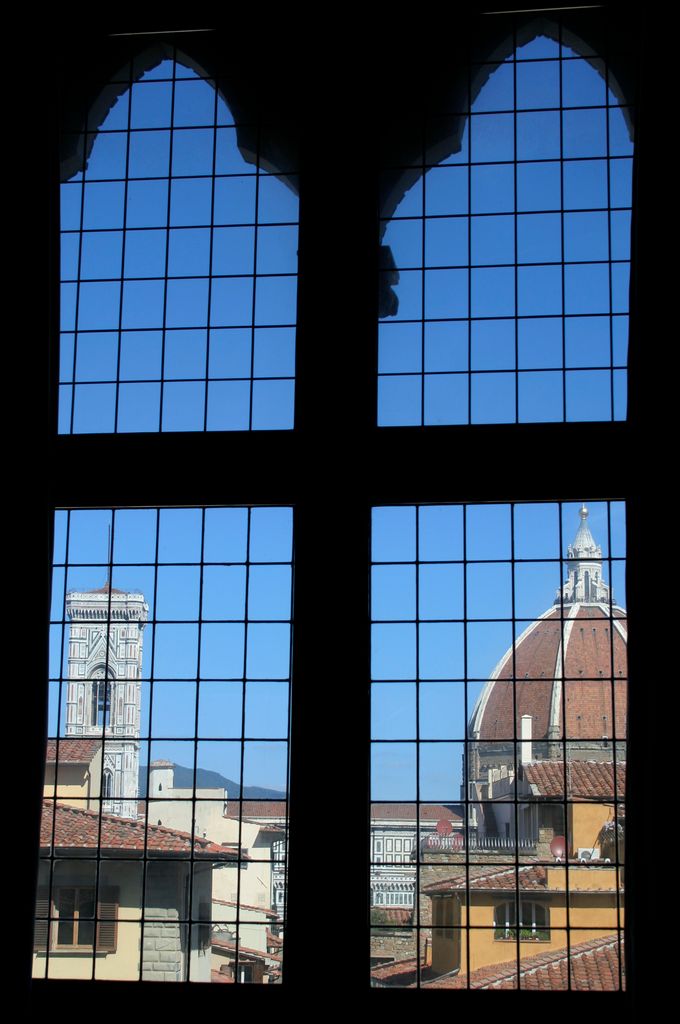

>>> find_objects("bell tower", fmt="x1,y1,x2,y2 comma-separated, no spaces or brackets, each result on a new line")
64,584,148,818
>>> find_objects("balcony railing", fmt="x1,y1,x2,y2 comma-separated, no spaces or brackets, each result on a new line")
423,834,537,851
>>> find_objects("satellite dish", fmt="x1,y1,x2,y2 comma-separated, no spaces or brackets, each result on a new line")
550,835,567,860
436,818,453,836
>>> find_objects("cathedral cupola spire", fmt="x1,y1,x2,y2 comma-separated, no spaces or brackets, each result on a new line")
557,504,612,606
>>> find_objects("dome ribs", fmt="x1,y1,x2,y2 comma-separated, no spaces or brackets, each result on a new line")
474,606,627,745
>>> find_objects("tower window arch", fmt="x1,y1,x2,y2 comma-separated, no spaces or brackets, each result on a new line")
90,668,111,728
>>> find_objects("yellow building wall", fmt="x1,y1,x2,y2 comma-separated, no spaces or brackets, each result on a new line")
569,802,616,855
33,860,142,980
42,749,102,809
432,867,623,978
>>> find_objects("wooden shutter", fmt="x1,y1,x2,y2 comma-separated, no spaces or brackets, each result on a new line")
33,887,50,952
96,885,119,953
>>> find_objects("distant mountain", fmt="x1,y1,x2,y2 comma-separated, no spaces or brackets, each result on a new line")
139,763,285,801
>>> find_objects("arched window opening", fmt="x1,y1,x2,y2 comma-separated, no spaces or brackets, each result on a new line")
34,9,642,1000
378,24,633,426
102,769,113,800
90,669,110,728
60,52,299,435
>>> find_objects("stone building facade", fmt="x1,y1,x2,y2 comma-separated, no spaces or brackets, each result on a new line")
64,583,148,818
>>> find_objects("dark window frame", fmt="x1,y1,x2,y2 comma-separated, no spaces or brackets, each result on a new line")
23,1,657,1009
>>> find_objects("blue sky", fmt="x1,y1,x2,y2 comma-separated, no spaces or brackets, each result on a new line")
378,34,633,426
59,39,633,434
370,500,626,801
49,506,293,792
48,501,625,798
59,59,298,435
51,39,631,796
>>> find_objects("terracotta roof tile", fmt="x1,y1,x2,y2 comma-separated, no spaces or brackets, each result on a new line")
371,803,463,822
523,760,626,800
226,801,287,819
426,935,624,990
475,606,627,742
424,863,549,895
40,801,239,858
371,957,420,983
423,862,619,895
46,738,102,764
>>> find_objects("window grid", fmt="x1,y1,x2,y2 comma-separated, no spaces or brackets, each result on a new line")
38,506,292,983
34,8,647,1003
59,51,299,434
370,500,626,990
378,21,632,427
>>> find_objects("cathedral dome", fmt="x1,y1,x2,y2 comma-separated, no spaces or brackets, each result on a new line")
469,506,627,750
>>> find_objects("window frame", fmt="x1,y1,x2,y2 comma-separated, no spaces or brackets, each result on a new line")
493,899,550,942
24,1,657,1008
53,886,97,951
34,885,119,954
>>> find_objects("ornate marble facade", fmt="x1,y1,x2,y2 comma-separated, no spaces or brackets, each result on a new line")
65,584,148,818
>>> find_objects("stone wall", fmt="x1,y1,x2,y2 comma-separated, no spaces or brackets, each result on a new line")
370,929,430,965
142,864,186,981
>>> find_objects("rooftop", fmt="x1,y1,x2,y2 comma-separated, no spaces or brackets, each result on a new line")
371,935,624,991
45,738,102,764
426,934,624,990
522,760,626,800
225,800,287,820
470,605,627,743
40,801,240,858
371,803,463,822
423,862,621,895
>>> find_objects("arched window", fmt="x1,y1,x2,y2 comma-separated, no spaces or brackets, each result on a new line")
378,25,632,426
33,5,649,1005
60,51,299,434
370,9,631,996
102,769,113,800
90,669,110,728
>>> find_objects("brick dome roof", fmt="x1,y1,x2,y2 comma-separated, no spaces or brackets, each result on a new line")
470,604,627,743
469,506,627,745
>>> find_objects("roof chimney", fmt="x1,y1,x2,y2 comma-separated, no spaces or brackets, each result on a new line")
520,714,533,765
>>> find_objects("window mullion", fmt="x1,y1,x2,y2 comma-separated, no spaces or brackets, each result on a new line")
285,86,379,992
